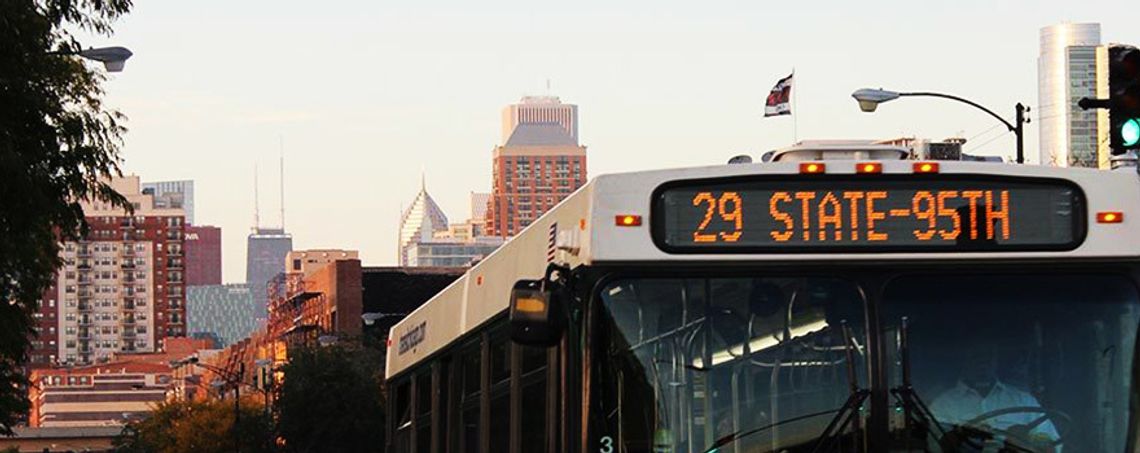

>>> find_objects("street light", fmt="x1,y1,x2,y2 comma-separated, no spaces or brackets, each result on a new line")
361,312,409,326
851,88,1029,164
77,46,133,72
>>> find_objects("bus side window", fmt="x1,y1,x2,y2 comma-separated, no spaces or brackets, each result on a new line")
519,344,549,453
416,370,432,453
438,359,451,453
394,379,412,453
461,341,482,453
489,332,511,451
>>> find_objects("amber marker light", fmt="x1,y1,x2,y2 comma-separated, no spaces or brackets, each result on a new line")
913,162,940,173
799,162,826,174
1097,212,1124,223
856,162,883,174
616,215,643,227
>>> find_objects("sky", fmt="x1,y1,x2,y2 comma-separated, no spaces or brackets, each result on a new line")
79,0,1140,284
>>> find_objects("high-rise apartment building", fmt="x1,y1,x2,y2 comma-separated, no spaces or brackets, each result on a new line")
1038,23,1111,168
31,176,186,367
184,225,221,286
141,180,194,225
486,96,587,237
245,228,292,322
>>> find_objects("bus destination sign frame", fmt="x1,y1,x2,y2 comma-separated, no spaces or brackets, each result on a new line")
651,174,1087,254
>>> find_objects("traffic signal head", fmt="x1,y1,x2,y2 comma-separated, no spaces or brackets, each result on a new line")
1110,44,1140,153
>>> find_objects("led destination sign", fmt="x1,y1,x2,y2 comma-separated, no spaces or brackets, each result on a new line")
654,176,1083,252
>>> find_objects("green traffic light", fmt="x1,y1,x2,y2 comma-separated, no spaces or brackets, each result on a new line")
1124,118,1140,147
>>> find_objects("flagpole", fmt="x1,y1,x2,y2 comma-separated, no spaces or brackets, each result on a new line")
792,69,798,144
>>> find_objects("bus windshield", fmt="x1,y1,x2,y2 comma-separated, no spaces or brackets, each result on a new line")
883,273,1140,452
597,276,868,453
596,271,1140,453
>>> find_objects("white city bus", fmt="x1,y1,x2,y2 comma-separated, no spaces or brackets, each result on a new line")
386,144,1140,453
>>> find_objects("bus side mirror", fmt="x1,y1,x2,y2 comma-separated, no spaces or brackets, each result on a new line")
509,279,566,347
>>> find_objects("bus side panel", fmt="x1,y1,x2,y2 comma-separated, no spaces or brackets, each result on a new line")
386,183,594,379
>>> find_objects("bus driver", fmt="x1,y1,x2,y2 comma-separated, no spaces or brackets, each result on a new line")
930,345,1060,452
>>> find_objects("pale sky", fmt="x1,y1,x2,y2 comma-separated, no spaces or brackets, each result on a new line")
79,0,1139,283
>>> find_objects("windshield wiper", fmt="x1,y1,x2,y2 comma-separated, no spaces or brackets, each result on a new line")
809,321,869,453
702,408,842,453
889,316,947,448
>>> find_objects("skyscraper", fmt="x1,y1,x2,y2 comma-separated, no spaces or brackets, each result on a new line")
397,181,449,266
184,225,222,286
31,176,186,367
1038,23,1110,168
486,95,588,237
501,95,579,145
245,228,292,322
141,180,195,225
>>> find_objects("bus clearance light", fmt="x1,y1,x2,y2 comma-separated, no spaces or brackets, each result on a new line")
1097,212,1124,224
856,162,882,174
616,215,642,227
799,162,826,174
913,162,940,174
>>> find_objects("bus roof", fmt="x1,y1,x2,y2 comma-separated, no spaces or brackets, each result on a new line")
387,160,1140,377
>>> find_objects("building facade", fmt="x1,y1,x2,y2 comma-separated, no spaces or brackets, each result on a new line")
245,228,293,323
486,96,587,237
32,176,186,368
28,363,171,427
286,249,359,276
186,284,257,347
141,180,194,225
501,95,579,146
405,237,505,267
184,225,222,286
267,256,363,345
1038,23,1110,168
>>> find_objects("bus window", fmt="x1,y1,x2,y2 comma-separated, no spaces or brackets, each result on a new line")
597,276,867,453
438,359,451,453
882,273,1140,452
416,370,432,453
394,379,412,453
519,345,549,453
488,333,511,451
460,342,481,453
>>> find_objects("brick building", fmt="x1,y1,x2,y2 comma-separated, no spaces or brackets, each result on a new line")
31,176,187,368
486,96,587,237
267,254,363,346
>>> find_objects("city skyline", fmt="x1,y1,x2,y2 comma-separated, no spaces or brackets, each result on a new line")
84,2,1140,283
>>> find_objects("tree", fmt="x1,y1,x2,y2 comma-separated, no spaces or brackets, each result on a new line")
276,342,386,453
113,398,274,453
0,0,132,433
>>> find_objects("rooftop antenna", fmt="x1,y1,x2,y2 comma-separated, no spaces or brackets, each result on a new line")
253,164,260,232
546,78,551,94
279,136,286,231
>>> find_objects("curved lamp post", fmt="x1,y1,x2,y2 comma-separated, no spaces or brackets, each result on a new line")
77,46,133,72
50,46,133,72
852,88,1028,164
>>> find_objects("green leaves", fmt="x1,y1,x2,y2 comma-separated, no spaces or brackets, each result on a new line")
275,343,386,453
0,0,133,433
